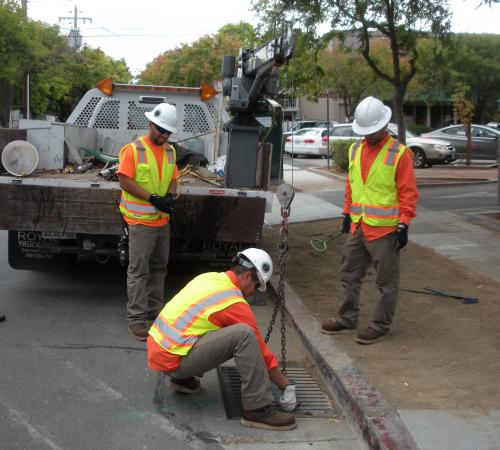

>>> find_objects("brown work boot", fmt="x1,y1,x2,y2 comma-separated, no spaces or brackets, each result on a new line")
356,327,389,344
321,318,355,335
169,376,201,394
128,322,149,341
241,405,297,431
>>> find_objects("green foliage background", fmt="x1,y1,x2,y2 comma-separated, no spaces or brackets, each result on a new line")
0,0,131,123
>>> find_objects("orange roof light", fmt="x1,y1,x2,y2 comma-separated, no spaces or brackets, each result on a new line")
96,77,114,96
200,82,217,101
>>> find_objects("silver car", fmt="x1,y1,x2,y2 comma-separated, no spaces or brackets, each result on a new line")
328,123,456,168
422,124,499,161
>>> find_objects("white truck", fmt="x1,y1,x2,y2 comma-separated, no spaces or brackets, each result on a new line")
0,24,294,270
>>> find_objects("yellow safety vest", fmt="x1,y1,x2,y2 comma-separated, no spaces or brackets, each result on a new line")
348,137,406,227
118,137,176,222
149,272,247,356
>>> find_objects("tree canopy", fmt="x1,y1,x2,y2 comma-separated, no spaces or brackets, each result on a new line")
139,22,257,86
0,0,131,123
252,0,452,142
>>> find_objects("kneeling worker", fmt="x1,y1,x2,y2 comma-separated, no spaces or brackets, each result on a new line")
147,248,297,431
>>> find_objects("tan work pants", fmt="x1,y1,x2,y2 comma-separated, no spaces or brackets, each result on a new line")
337,226,400,333
127,223,170,324
170,323,274,410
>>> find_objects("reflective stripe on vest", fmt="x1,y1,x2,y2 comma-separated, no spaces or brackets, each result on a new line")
119,137,176,222
149,272,246,356
348,138,405,227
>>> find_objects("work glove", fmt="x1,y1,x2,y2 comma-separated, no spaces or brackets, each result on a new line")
279,384,297,412
341,213,351,234
149,193,175,214
395,223,409,250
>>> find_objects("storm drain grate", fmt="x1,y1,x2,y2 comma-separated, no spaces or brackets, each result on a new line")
217,365,340,419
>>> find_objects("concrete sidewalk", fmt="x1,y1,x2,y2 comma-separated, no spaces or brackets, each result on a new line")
265,162,500,449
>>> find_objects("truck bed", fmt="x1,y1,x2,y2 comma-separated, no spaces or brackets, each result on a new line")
0,169,269,243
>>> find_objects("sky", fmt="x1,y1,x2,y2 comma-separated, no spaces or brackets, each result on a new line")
26,0,500,78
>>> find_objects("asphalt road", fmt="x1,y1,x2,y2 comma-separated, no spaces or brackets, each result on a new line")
0,231,363,450
286,155,499,217
0,242,214,450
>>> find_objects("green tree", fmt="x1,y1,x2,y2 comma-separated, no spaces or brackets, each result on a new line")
0,0,131,122
414,33,500,123
321,41,393,119
253,0,451,143
140,22,257,86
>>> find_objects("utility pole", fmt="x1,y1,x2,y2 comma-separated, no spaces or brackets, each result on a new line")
21,0,30,120
59,5,92,50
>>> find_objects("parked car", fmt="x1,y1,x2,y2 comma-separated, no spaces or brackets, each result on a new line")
284,127,329,157
421,124,499,161
486,122,499,130
283,120,320,138
315,120,338,130
327,123,456,168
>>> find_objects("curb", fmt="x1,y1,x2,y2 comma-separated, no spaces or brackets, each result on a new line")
463,211,500,232
307,167,497,188
269,277,419,450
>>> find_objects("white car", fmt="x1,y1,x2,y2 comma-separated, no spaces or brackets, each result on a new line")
328,123,456,168
284,127,330,157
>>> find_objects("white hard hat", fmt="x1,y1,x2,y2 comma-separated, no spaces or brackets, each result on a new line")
352,96,392,135
236,248,273,292
145,103,178,133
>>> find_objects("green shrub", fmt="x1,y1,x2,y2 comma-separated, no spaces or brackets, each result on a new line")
330,139,356,172
407,123,433,135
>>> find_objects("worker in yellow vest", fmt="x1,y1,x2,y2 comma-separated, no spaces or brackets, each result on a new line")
321,97,419,344
117,103,180,341
147,248,297,431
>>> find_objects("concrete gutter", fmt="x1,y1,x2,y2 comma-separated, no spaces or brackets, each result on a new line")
269,277,419,450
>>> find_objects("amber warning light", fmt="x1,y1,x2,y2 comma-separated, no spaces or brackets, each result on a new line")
95,77,114,96
200,82,217,101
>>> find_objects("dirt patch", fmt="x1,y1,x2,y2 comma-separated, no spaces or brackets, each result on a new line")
262,219,500,411
484,212,500,222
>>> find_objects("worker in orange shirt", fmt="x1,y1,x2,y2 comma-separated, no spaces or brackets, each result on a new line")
321,97,419,344
147,248,297,431
117,103,180,341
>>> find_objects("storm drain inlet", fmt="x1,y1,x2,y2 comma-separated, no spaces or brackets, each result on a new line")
217,365,340,419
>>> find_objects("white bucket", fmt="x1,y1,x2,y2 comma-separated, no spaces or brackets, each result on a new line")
1,140,39,177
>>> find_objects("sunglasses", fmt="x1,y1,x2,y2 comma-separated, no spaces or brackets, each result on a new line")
153,123,172,136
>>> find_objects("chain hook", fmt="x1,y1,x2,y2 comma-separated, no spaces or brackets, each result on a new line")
265,183,294,374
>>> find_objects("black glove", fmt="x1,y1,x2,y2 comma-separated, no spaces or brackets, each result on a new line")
395,223,409,250
342,213,351,233
149,193,175,214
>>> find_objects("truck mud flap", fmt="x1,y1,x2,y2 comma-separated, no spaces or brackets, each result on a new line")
8,230,77,270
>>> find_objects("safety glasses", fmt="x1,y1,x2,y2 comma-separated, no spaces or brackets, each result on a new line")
153,123,172,136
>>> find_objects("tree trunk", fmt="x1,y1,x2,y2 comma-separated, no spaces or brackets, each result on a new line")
466,122,472,166
393,87,406,145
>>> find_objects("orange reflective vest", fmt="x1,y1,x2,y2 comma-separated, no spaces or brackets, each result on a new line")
149,272,246,356
119,137,176,222
348,137,406,227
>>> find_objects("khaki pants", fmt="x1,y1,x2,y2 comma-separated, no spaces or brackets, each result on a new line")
170,323,274,410
337,226,400,333
127,223,170,324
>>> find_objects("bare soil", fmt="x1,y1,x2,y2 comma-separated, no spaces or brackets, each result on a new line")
262,218,500,411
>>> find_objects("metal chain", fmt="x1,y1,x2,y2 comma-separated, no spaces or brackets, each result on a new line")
264,203,290,374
